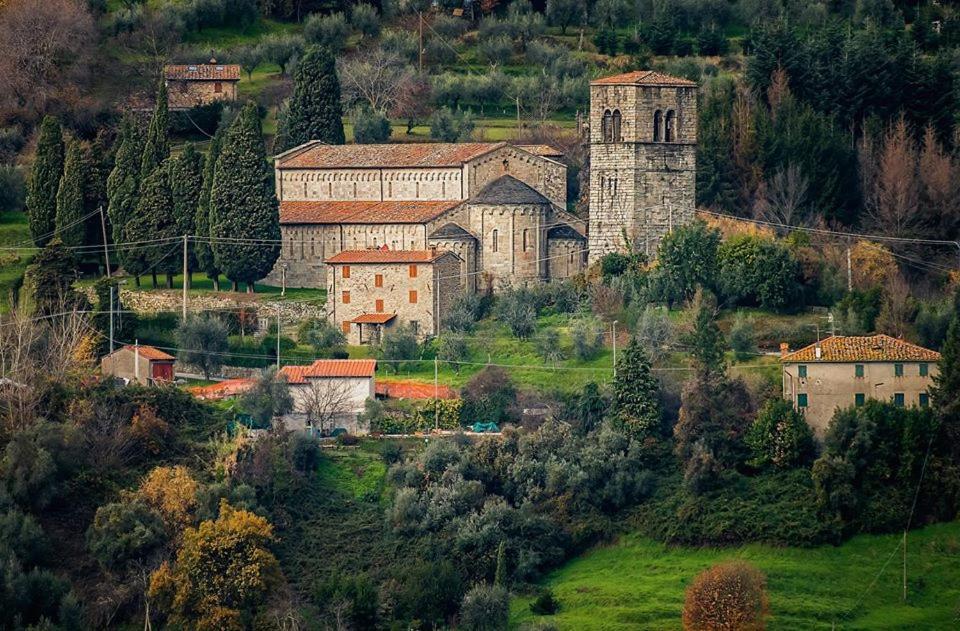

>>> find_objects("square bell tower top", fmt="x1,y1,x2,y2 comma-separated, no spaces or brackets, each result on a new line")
589,70,698,146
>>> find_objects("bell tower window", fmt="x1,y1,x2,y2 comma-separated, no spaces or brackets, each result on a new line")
611,109,622,142
602,109,613,143
653,110,662,142
665,110,676,142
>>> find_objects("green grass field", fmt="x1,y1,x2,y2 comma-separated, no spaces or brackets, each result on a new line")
0,211,32,312
510,522,960,630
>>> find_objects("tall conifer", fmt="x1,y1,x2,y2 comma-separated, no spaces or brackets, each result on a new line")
210,102,281,291
26,116,64,247
196,124,226,291
275,46,345,151
107,117,143,276
170,143,204,284
54,139,86,247
613,336,662,438
140,81,170,178
126,160,179,288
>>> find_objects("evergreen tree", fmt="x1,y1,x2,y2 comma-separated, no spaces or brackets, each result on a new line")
140,81,170,179
84,130,115,266
26,116,64,247
275,46,345,152
54,139,86,248
494,540,507,586
107,117,143,283
126,160,179,288
685,290,726,376
23,238,83,315
195,123,225,291
210,103,281,291
169,143,204,285
932,289,960,419
613,336,662,438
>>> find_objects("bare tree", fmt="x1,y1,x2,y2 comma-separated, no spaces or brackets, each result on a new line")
865,116,923,240
0,0,96,122
754,163,812,227
876,271,916,339
338,46,415,114
918,125,960,238
300,378,354,436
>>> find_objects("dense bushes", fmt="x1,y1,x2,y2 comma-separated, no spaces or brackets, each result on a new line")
683,561,769,631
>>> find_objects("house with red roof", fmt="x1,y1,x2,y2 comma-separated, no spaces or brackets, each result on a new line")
163,59,239,109
101,344,176,386
279,359,377,435
781,335,941,434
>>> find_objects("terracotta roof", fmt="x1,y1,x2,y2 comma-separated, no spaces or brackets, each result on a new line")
280,359,377,384
164,64,240,81
326,249,450,264
376,380,458,400
189,378,256,400
591,70,696,87
781,335,941,363
277,142,506,169
351,313,398,324
123,345,175,361
516,144,564,158
429,223,476,240
470,175,552,206
280,200,460,225
547,224,586,240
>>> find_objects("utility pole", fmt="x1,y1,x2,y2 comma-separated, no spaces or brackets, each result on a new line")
418,12,424,73
516,96,521,133
903,530,908,602
847,242,853,292
182,235,189,321
99,206,111,277
109,284,115,353
612,320,618,377
276,306,281,371
434,356,439,433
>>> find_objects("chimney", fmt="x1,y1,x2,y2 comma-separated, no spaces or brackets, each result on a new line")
780,342,789,357
815,344,822,360
209,57,217,64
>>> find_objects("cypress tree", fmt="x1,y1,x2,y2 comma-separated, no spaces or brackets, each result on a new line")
195,124,226,291
275,45,345,152
170,143,204,285
107,117,143,283
686,290,726,376
26,116,64,247
54,139,87,248
140,81,170,179
24,238,81,316
85,130,115,264
127,160,179,288
210,102,281,292
614,336,662,438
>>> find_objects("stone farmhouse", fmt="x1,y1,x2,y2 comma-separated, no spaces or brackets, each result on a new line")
279,359,377,435
264,141,587,291
101,344,175,385
325,249,463,343
781,335,941,435
163,60,240,110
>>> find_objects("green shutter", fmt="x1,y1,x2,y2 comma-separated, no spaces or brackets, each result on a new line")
798,365,807,378
855,393,865,406
894,393,904,407
895,363,904,377
920,363,928,377
798,393,808,407
855,364,864,378
919,393,929,408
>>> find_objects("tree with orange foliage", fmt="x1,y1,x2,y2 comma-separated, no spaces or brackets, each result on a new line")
129,405,171,456
137,466,199,534
683,560,769,631
148,501,282,630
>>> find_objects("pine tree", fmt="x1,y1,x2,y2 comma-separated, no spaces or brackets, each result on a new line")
127,160,179,288
107,117,143,283
26,116,64,247
210,102,281,292
169,143,204,285
54,139,87,248
275,46,345,152
140,81,170,179
613,336,662,438
195,123,225,291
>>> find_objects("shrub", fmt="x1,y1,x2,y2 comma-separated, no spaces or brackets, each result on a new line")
377,324,420,373
496,287,537,339
728,313,757,362
297,318,346,356
459,584,509,631
429,107,475,142
86,500,166,569
352,105,392,143
437,333,469,372
571,316,604,360
337,433,359,446
175,315,228,379
461,366,516,425
535,328,564,364
0,165,26,212
478,35,514,65
746,399,815,470
350,2,380,39
682,561,769,630
304,11,349,51
529,588,559,615
656,221,721,304
718,235,801,311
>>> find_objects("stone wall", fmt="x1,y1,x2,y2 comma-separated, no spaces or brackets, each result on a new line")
465,203,549,289
166,79,237,109
468,146,567,208
276,167,464,202
86,287,327,322
547,238,588,279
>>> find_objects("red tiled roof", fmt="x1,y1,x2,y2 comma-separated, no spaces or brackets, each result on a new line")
376,380,458,400
781,335,941,363
591,70,696,87
189,378,256,400
277,142,506,169
280,359,377,384
516,144,564,158
123,345,175,361
351,313,398,324
326,249,449,264
164,64,240,81
280,200,460,225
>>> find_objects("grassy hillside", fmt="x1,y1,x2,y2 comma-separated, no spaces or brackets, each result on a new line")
510,521,960,630
0,211,32,312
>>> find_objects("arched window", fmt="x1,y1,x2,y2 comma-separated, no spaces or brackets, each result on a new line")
653,110,662,142
611,109,622,142
665,110,676,142
492,229,499,253
602,109,613,143
522,228,529,251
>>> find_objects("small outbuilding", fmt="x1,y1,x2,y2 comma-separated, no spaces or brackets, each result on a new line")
101,344,176,386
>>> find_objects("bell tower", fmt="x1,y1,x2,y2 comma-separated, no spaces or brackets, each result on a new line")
587,70,697,261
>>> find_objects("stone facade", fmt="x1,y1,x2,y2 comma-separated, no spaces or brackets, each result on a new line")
163,63,240,110
588,71,698,262
101,345,175,385
326,251,464,344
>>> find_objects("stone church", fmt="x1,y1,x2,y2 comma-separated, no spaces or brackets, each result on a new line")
265,69,697,294
265,142,588,292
